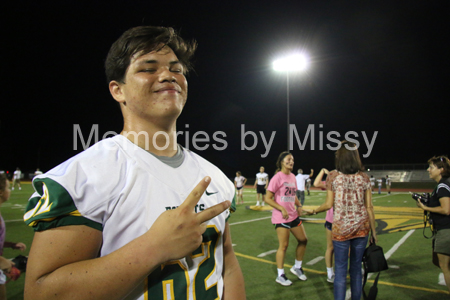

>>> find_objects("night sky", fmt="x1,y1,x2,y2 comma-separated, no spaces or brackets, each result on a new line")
2,1,449,180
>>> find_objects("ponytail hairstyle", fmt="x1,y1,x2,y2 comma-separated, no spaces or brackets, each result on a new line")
427,155,450,178
275,151,292,175
335,141,364,175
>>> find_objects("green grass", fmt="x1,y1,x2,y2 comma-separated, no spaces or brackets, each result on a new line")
231,188,449,299
2,184,449,299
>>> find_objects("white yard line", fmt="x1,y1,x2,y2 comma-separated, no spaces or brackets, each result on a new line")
229,216,272,226
307,256,324,265
257,250,278,258
5,219,24,223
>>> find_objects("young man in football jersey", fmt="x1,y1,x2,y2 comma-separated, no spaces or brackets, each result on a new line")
385,175,392,194
12,168,21,191
370,175,375,194
253,166,268,206
23,26,245,300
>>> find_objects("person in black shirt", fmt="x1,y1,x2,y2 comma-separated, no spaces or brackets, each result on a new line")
417,155,450,292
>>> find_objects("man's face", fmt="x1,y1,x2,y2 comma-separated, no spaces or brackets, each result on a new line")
260,167,264,173
116,46,188,124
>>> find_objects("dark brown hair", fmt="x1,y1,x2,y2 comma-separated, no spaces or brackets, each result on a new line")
0,174,7,192
105,26,197,84
275,151,292,175
335,141,364,174
428,155,450,177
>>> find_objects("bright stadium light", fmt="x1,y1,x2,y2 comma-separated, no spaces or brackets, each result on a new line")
273,54,308,72
273,53,309,150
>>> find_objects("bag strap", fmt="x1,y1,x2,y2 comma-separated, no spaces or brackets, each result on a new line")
363,240,380,300
363,271,381,300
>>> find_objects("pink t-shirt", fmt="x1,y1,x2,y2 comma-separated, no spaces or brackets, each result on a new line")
325,207,334,223
267,171,298,224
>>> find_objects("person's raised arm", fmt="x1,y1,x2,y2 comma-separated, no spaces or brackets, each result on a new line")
25,176,230,300
309,168,314,178
313,168,329,189
222,223,246,299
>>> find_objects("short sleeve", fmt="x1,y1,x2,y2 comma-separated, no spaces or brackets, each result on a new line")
267,173,280,193
24,177,102,232
326,171,338,191
437,183,450,199
361,172,371,190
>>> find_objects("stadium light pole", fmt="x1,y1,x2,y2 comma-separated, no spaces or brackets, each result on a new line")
273,54,308,151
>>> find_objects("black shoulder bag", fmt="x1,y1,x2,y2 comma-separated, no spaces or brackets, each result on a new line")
362,241,388,300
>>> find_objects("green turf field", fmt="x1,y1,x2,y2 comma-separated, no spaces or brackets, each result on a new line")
2,183,449,299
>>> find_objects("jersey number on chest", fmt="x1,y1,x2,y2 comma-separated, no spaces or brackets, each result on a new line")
146,225,220,300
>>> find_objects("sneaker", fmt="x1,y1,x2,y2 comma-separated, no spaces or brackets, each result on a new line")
276,274,292,286
327,275,335,283
290,266,307,281
256,202,260,206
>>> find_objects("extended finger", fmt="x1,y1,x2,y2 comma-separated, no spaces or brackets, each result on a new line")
180,177,211,209
196,200,230,223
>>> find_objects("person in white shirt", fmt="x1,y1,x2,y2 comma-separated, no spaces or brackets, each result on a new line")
234,171,247,205
377,178,383,194
12,168,21,191
34,168,43,178
370,175,375,194
253,166,269,206
295,169,314,206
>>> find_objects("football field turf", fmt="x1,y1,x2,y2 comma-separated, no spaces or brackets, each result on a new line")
3,183,450,299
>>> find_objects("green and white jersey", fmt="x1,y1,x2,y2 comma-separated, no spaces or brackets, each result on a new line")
24,135,236,300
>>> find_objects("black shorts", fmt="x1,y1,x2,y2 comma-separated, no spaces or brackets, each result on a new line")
275,217,302,229
236,186,243,190
256,185,266,195
324,221,332,231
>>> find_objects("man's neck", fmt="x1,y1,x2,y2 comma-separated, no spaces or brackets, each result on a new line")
121,121,178,157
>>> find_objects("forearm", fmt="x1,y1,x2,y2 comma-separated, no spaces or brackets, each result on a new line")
222,223,245,299
366,206,377,233
264,194,284,212
222,251,246,300
424,205,450,215
25,231,164,300
3,241,17,248
313,190,333,214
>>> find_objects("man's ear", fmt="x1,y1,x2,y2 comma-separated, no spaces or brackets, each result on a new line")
109,80,126,104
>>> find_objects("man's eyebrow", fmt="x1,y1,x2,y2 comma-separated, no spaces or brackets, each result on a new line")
137,59,183,66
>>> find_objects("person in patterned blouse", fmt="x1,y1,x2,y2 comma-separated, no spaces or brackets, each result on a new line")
304,141,377,300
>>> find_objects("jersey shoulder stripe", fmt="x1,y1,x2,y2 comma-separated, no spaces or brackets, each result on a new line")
24,177,102,231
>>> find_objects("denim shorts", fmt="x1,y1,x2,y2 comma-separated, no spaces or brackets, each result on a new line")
324,221,332,231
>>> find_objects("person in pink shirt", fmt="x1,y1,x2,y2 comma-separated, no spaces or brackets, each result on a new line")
265,152,308,286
